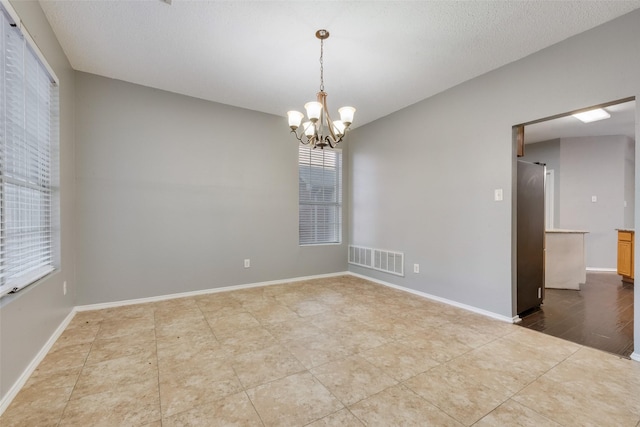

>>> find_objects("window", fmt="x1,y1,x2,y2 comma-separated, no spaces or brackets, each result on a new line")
0,5,59,298
298,145,342,245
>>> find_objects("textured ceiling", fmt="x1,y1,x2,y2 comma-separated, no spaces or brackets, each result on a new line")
39,0,640,127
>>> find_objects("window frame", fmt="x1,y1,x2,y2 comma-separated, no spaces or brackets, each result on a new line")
0,1,60,298
298,145,343,246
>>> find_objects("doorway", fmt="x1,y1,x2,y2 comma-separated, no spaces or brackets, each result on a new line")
514,98,636,358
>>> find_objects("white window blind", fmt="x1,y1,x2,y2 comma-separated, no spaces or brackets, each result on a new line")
0,5,59,298
298,146,342,245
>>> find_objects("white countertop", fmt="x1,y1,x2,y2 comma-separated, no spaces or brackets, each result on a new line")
545,229,589,234
616,228,635,232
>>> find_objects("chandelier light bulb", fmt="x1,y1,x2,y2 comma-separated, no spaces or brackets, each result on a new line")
332,120,346,137
304,101,322,122
338,106,356,126
303,121,315,138
287,110,304,129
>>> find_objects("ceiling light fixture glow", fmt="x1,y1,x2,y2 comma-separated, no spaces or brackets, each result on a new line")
572,108,611,123
287,29,355,149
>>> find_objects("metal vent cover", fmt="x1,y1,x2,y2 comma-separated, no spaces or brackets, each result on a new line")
348,245,404,276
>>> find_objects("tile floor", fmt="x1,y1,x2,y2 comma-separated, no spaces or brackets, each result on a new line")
520,272,634,357
2,275,640,426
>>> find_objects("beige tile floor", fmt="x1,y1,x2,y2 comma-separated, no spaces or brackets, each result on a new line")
2,275,640,426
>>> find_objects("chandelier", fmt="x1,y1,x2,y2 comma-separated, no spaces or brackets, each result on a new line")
287,29,356,149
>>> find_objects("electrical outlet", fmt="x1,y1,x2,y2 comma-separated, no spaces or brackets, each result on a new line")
494,188,503,201
591,195,597,203
244,259,250,268
413,264,420,273
63,281,67,295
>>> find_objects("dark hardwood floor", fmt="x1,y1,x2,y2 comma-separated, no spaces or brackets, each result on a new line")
519,272,634,358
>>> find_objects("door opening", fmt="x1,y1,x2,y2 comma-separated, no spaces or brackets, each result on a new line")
513,97,636,358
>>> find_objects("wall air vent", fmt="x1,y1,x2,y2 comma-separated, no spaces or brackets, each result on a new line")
348,245,404,277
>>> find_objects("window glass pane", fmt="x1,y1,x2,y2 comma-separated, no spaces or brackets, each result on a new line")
298,146,342,245
0,7,58,295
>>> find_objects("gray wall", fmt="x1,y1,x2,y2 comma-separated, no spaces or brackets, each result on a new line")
0,1,76,402
559,136,628,269
75,72,348,305
524,136,634,269
3,4,640,406
348,8,640,329
625,138,636,229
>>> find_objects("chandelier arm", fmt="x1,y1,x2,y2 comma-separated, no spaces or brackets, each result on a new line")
291,129,311,145
327,134,343,149
316,91,338,143
324,108,338,142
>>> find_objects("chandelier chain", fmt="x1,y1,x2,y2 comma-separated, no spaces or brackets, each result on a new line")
319,38,324,92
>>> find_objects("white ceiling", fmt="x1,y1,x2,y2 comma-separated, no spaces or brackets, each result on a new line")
39,0,640,128
525,100,636,144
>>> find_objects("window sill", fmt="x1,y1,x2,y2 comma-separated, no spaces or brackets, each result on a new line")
0,266,56,299
299,242,343,247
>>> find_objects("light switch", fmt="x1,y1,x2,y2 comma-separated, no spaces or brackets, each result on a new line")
591,196,597,203
494,189,503,201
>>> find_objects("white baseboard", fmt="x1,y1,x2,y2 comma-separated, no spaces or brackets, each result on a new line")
75,271,350,312
0,309,76,416
347,272,518,324
631,352,640,362
586,268,617,272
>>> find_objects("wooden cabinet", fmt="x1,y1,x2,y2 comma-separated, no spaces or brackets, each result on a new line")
617,230,634,283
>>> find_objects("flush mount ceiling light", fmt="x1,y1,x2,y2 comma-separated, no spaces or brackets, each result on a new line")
572,108,611,123
287,29,355,149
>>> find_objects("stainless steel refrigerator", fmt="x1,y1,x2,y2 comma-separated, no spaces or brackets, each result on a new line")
516,160,545,314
